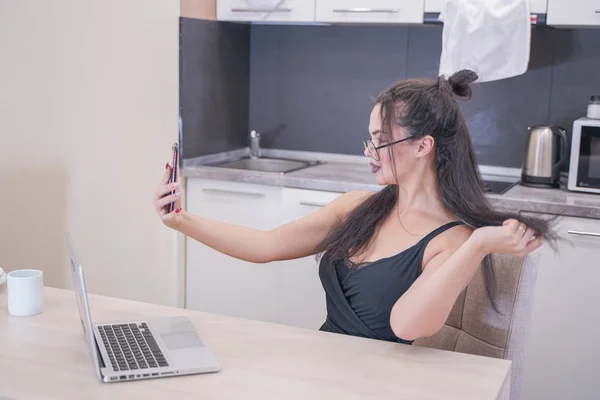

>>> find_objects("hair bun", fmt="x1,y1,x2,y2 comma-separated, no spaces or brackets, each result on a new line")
448,69,478,99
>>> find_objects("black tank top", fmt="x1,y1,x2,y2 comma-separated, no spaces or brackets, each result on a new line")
318,221,464,344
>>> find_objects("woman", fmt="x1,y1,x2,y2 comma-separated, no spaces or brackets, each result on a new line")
154,69,553,344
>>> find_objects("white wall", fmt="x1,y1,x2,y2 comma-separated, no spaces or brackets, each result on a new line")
0,0,183,306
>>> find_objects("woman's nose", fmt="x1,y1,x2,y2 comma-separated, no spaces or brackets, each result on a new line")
363,146,370,158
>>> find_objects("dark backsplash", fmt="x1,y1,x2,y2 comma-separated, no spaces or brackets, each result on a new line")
180,19,600,168
179,18,250,159
249,25,600,168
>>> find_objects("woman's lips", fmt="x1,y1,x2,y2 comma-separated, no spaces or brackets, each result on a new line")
370,163,381,173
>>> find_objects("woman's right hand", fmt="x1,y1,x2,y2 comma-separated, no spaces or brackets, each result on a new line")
154,163,183,229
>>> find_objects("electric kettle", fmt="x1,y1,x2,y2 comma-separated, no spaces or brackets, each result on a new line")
521,125,569,188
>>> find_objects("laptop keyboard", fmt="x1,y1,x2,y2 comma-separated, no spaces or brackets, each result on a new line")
98,322,169,371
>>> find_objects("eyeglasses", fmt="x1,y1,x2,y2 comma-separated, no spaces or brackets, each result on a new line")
362,136,413,161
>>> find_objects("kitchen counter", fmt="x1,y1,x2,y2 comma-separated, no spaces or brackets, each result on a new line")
489,183,600,219
182,148,600,220
0,287,511,399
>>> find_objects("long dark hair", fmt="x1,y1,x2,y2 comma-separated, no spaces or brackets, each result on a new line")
315,69,558,308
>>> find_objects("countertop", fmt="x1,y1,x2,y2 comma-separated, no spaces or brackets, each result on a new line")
182,148,600,220
0,287,511,399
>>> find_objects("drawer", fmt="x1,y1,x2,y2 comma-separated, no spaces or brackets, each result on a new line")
217,0,316,22
316,0,425,24
425,0,547,14
547,0,600,26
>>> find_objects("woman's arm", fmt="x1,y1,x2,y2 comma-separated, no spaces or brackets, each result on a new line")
389,219,543,341
154,169,373,263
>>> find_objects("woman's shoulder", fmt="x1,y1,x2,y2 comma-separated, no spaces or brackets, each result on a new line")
422,221,474,267
436,221,474,250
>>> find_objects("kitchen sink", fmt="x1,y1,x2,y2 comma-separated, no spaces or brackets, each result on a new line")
208,156,324,174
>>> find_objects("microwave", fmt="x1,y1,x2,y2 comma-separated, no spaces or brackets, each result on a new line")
568,117,600,194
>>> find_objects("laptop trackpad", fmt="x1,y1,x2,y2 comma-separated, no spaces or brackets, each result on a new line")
161,332,205,350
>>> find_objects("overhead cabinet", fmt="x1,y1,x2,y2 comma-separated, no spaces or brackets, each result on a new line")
216,1,597,30
425,0,547,14
547,0,600,26
217,0,316,22
315,0,425,24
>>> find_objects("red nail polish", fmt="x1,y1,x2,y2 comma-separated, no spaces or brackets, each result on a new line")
175,208,181,214
165,162,170,169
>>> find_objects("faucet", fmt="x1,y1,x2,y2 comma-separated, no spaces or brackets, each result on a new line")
249,130,261,159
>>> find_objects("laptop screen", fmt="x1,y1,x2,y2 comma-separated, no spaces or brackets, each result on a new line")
66,232,104,379
70,256,89,336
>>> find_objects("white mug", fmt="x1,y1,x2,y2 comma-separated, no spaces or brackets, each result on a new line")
7,269,44,316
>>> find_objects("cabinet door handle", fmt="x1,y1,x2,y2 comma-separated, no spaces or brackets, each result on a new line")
568,230,600,237
595,9,600,13
202,188,265,198
299,201,328,208
332,8,401,13
231,7,292,13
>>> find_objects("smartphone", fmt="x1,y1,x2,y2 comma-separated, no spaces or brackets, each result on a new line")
168,142,179,213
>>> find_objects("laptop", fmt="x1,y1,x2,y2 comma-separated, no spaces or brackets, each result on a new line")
66,232,220,382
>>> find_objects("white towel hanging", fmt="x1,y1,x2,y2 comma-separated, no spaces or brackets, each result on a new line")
439,0,531,83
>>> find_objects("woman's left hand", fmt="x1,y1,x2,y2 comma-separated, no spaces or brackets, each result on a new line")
470,219,543,257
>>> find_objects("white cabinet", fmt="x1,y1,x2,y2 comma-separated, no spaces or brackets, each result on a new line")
281,187,342,225
521,214,600,399
547,0,600,26
423,0,444,13
217,0,316,22
276,188,343,329
530,0,548,13
425,0,547,14
185,179,344,329
316,0,424,24
185,179,283,323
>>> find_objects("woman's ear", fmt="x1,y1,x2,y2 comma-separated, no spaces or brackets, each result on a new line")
415,135,435,158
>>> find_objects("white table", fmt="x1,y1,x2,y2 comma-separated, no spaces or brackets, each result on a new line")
0,287,511,399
